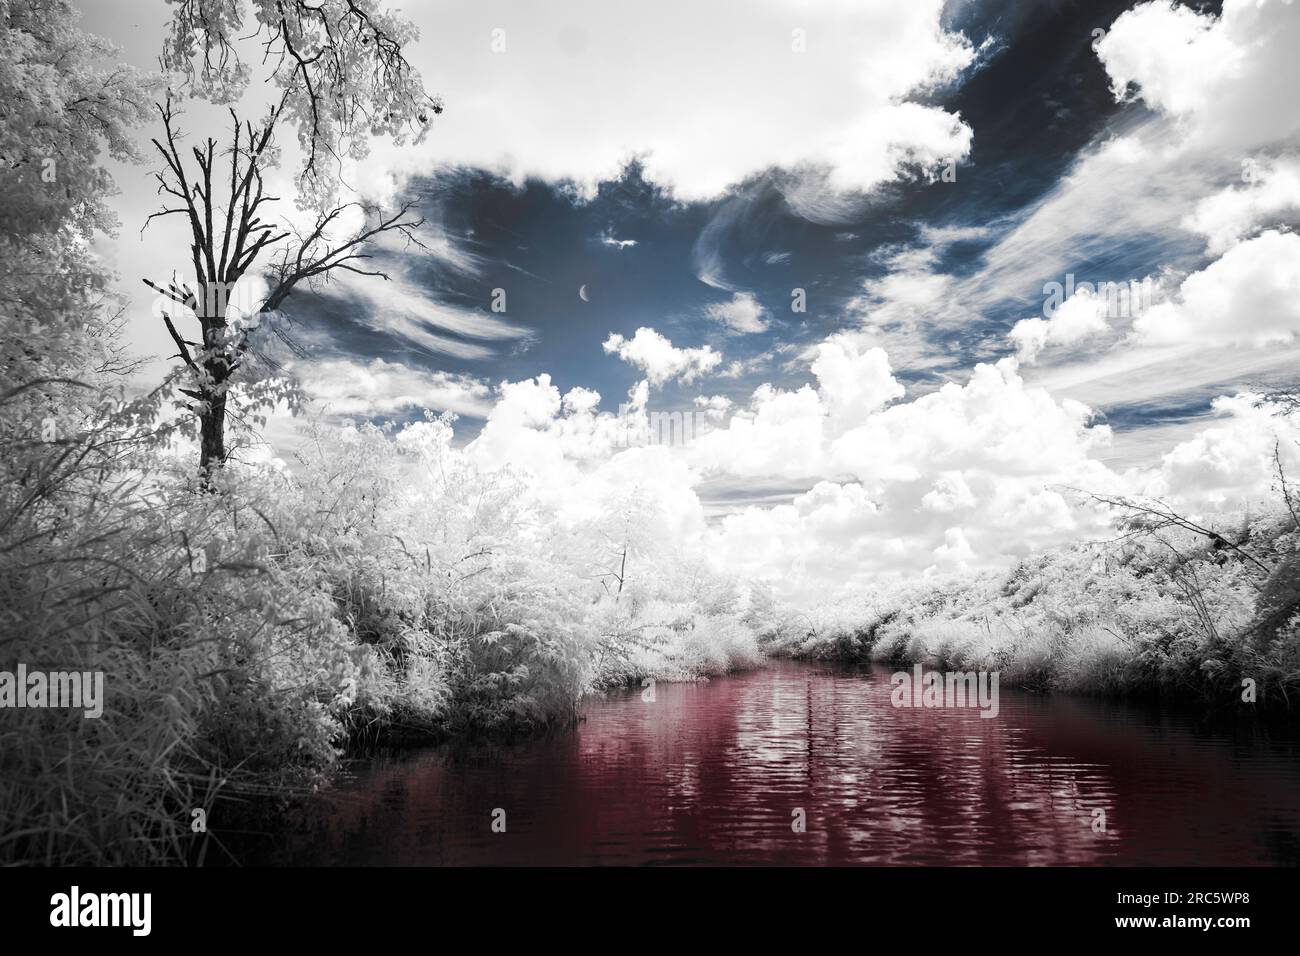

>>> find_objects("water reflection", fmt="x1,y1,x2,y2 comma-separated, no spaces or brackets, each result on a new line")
260,661,1300,865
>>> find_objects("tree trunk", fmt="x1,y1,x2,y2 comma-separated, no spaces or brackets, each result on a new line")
199,388,226,477
197,305,229,479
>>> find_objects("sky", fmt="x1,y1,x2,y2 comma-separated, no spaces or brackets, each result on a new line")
75,0,1300,597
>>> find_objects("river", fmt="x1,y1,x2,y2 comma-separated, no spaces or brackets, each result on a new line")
250,660,1300,865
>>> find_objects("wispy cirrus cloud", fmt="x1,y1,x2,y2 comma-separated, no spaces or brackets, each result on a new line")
293,357,494,419
333,263,533,360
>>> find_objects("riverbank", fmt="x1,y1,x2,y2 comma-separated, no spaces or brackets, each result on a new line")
762,511,1300,714
0,418,774,866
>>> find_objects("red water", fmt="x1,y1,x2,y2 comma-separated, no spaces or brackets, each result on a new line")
264,660,1300,865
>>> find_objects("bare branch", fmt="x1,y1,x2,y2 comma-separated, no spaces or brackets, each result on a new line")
1073,488,1273,576
1274,439,1300,532
160,311,198,370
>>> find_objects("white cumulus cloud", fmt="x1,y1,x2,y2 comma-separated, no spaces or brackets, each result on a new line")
1134,230,1300,347
705,292,769,334
1009,288,1113,363
390,0,978,202
602,327,723,386
1185,158,1300,255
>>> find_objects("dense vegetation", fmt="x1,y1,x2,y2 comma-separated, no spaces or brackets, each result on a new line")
765,503,1300,709
0,406,767,864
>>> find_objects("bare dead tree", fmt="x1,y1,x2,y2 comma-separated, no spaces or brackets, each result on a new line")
598,545,628,597
143,0,441,477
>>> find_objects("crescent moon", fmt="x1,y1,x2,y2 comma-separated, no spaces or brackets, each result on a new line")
579,284,590,302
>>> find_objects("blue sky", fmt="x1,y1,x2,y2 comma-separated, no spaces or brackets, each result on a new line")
257,0,1292,462
287,0,1164,423
81,0,1300,590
